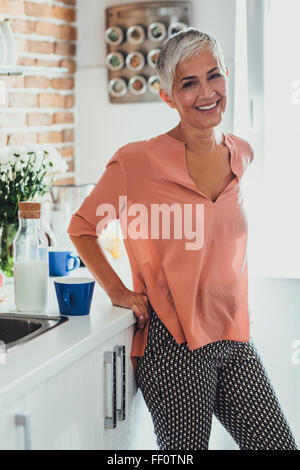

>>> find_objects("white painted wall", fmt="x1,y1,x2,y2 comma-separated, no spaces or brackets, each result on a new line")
75,0,236,184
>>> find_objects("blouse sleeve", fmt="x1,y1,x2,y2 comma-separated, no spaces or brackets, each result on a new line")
67,152,127,238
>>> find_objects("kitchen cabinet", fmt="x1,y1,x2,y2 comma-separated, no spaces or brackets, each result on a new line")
98,327,137,450
0,324,136,450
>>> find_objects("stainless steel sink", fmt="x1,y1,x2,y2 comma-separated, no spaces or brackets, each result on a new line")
0,313,69,351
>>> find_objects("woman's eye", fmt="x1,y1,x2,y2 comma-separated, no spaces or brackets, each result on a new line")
210,73,221,79
182,81,196,88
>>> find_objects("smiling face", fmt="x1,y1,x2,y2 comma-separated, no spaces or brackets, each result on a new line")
160,49,228,132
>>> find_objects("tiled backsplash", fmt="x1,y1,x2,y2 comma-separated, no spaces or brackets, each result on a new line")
0,0,77,184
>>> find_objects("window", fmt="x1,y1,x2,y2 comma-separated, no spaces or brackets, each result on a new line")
235,0,300,278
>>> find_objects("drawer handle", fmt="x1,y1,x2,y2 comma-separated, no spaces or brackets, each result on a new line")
115,345,126,421
104,350,116,429
15,413,31,450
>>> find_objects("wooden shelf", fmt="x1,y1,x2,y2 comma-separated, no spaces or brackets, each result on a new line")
0,65,69,76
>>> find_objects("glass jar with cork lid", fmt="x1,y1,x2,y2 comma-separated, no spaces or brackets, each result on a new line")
13,201,49,313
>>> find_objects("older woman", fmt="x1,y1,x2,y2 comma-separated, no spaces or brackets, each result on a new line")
67,29,297,450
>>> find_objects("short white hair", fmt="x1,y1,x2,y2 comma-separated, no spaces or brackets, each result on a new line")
156,28,226,97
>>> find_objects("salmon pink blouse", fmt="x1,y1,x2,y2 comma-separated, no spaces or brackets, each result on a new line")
67,132,254,372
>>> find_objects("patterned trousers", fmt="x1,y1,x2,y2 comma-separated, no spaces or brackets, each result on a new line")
135,310,298,450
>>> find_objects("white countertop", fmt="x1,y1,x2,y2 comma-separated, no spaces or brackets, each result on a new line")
0,267,136,411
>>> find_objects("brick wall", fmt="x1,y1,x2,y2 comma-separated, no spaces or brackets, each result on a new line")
0,0,77,184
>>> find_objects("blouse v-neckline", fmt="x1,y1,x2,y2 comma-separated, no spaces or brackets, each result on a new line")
161,132,239,205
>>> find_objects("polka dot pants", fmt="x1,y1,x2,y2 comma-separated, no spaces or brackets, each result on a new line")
135,310,298,450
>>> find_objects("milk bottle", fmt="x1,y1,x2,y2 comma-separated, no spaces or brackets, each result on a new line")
13,202,48,313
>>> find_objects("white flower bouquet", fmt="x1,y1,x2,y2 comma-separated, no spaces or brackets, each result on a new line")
0,144,68,277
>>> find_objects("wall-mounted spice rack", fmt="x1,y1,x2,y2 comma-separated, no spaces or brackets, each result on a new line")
105,1,192,104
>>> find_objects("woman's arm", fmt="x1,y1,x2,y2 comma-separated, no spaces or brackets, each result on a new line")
67,154,150,328
69,234,150,329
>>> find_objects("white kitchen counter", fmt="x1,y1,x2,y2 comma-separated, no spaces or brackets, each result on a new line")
0,267,136,411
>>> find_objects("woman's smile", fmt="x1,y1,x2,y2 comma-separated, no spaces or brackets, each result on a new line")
194,98,222,113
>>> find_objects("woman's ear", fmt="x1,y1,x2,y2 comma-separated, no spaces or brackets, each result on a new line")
159,88,177,109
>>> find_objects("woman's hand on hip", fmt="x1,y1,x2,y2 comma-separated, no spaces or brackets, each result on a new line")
109,287,151,329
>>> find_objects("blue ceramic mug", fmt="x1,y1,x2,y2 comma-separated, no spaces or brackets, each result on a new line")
49,249,80,277
54,277,95,316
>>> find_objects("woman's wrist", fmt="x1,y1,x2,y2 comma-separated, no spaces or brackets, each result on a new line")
106,283,130,300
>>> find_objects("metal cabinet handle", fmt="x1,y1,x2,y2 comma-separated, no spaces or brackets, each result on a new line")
114,345,126,421
104,350,116,429
15,413,31,450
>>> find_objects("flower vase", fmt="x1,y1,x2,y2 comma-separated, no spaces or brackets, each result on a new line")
0,219,19,281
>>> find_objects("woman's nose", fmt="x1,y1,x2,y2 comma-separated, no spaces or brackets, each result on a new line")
197,83,215,99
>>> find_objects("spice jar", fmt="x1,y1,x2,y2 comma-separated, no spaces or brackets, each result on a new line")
147,48,161,68
125,51,145,72
148,22,167,42
126,24,145,45
128,75,147,95
148,75,161,94
168,22,188,37
108,77,128,97
105,26,124,46
106,51,125,71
